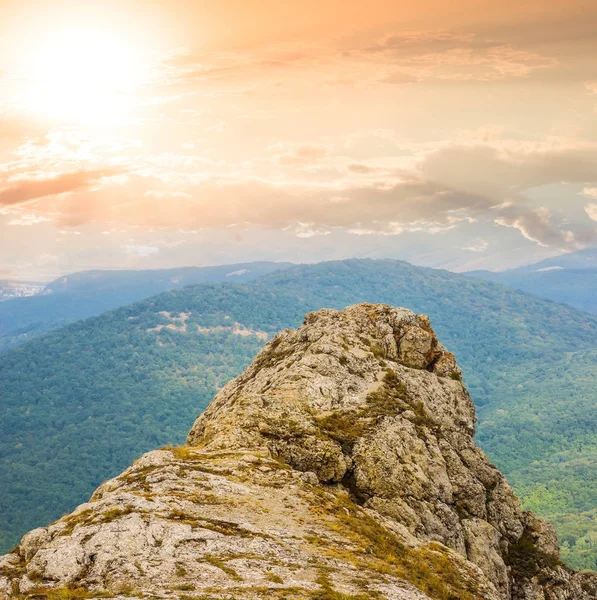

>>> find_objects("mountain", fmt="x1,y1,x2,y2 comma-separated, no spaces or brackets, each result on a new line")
0,262,292,351
1,259,597,571
467,268,597,315
467,248,597,315
2,304,595,600
510,248,597,272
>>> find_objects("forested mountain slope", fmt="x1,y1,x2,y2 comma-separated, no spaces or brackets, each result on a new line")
0,261,291,351
467,267,597,315
1,259,596,569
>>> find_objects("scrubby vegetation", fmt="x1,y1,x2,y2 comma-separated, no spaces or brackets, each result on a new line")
308,485,484,600
315,370,413,450
1,259,597,569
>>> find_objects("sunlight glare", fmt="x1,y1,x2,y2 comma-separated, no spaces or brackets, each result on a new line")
20,28,144,125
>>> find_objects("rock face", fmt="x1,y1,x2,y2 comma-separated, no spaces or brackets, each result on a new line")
1,304,595,600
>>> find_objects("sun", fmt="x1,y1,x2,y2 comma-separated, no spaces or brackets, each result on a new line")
19,27,144,125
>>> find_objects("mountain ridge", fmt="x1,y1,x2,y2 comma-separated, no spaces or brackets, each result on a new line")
1,259,597,569
0,261,293,351
467,266,597,315
465,248,597,314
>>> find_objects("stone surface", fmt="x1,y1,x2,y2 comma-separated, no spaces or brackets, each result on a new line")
1,303,595,600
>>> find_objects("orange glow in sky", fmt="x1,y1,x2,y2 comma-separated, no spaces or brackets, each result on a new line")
1,0,597,279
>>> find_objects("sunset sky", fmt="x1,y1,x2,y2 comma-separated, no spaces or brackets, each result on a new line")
2,0,597,279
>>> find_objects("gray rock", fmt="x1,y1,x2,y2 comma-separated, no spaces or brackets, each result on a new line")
1,304,595,600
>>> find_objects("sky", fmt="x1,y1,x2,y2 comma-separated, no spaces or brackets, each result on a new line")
1,0,597,280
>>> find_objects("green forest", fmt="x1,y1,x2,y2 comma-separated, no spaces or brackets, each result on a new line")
468,267,597,315
0,261,290,351
1,259,596,570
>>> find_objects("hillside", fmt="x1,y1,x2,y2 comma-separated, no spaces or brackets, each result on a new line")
0,262,292,351
468,267,597,315
2,304,595,600
1,259,596,570
467,248,597,314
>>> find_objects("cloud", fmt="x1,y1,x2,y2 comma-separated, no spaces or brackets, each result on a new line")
422,143,597,249
270,143,330,166
585,82,597,112
155,28,556,98
586,204,597,222
10,138,596,252
123,244,160,257
160,47,314,88
364,31,479,55
422,144,597,196
0,170,119,207
30,172,485,234
6,141,597,252
347,163,380,174
355,31,556,82
0,116,47,143
293,222,332,238
7,213,52,226
379,71,419,85
495,207,578,249
460,238,489,253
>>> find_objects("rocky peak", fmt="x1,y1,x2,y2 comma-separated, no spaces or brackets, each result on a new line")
188,304,471,483
1,304,596,600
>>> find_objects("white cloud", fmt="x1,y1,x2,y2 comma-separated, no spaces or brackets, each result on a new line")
460,238,489,253
585,203,597,222
293,222,332,238
8,214,52,226
495,207,577,249
123,244,160,257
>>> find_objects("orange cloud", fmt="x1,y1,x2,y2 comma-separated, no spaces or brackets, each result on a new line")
271,143,330,166
0,170,120,207
40,140,597,250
